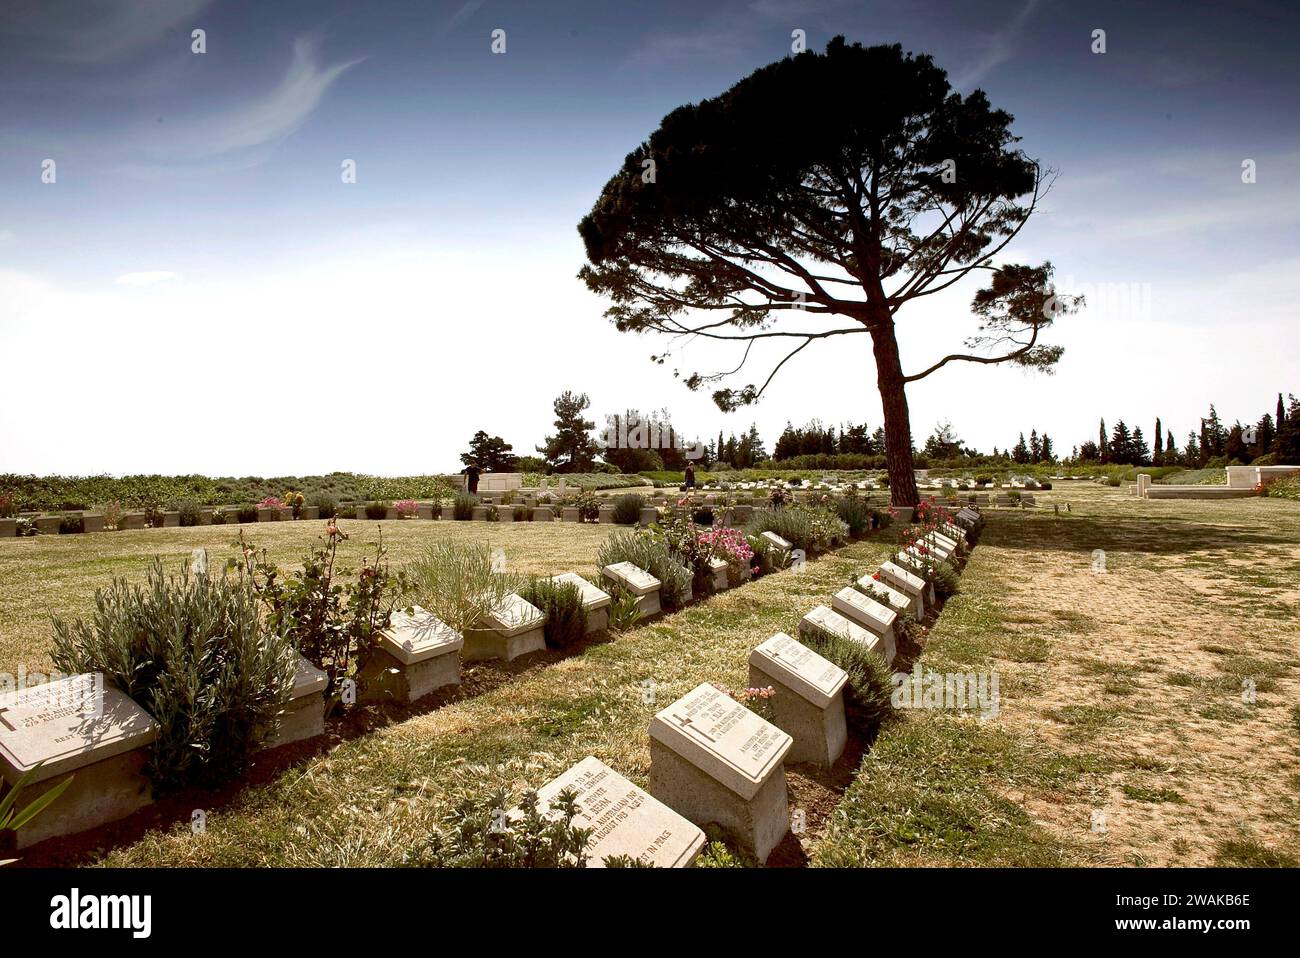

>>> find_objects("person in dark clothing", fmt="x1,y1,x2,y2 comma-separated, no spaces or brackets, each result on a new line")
465,466,480,494
684,464,695,490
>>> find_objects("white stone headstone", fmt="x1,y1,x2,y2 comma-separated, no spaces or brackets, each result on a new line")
0,675,155,784
536,756,705,868
761,531,793,553
749,633,846,710
379,606,464,664
649,683,790,800
603,561,660,596
487,593,545,637
548,572,611,610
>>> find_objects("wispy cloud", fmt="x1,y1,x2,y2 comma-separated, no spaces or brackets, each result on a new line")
441,0,487,34
0,0,214,65
137,37,362,163
950,0,1039,89
115,271,180,288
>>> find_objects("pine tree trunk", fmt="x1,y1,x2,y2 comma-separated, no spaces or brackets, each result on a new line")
870,323,920,508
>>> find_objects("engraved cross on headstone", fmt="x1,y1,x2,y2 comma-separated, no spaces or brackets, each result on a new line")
670,712,716,743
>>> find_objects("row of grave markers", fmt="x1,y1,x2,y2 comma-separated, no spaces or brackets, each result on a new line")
0,529,803,854
515,506,984,866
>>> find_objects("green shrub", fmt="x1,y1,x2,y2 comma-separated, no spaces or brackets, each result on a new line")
691,506,715,526
365,501,391,520
312,494,337,519
406,540,523,634
575,491,600,522
520,576,587,647
596,530,691,609
58,513,84,534
513,505,528,522
799,625,895,736
1261,473,1300,500
237,505,258,523
604,583,643,632
453,493,478,520
50,560,297,791
833,495,874,537
406,787,591,867
745,505,847,555
208,509,226,525
612,493,645,525
177,500,204,527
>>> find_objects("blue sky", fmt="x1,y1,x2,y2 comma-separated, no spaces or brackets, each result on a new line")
1,0,1297,474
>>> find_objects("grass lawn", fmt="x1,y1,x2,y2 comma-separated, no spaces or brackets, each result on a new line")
3,484,1297,867
817,483,1300,867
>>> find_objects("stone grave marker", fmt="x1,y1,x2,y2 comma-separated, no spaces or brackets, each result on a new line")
359,607,463,703
831,587,897,665
853,574,911,616
875,561,929,617
548,572,611,633
535,756,705,867
262,655,328,748
0,674,157,849
649,683,792,862
602,561,662,618
708,556,729,591
761,530,793,554
748,633,847,768
799,605,892,662
464,593,546,661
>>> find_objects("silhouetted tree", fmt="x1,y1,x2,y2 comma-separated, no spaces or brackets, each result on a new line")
578,39,1080,506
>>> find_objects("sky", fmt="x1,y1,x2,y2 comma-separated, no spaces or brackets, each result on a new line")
1,0,1297,475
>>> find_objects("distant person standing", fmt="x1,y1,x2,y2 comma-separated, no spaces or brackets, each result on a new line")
684,464,695,490
466,466,480,495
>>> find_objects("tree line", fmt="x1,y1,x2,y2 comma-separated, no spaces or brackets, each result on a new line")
1077,394,1300,467
459,390,1299,476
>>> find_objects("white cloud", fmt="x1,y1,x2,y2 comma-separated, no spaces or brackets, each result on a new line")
115,271,180,287
132,37,363,163
950,0,1040,90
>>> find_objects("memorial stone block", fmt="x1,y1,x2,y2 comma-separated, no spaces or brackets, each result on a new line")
262,655,328,748
831,587,897,665
359,608,463,703
748,633,847,768
649,683,792,862
602,561,662,618
853,574,911,616
464,593,546,662
0,675,157,849
708,556,729,591
535,757,705,867
878,560,931,614
799,605,893,664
